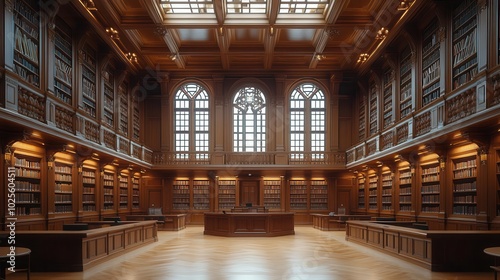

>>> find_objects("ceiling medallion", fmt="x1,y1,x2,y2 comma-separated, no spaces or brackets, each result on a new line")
325,28,340,38
154,25,168,37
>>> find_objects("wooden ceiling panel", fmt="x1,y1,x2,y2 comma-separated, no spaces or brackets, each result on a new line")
81,0,420,73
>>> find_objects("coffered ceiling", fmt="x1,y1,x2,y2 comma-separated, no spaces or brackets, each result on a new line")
77,0,418,74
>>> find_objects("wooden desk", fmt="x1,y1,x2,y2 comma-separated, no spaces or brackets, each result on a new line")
484,247,500,259
3,221,157,272
204,212,294,237
311,214,372,231
126,214,186,231
0,247,31,279
346,220,500,272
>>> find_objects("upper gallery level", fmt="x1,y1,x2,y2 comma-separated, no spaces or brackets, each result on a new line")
1,0,499,173
346,0,500,169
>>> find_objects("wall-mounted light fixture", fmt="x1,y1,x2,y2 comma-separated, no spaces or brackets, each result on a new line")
4,145,13,164
478,147,488,165
80,0,97,11
439,157,446,170
376,27,389,40
357,53,369,63
106,27,119,40
126,52,138,63
397,0,413,11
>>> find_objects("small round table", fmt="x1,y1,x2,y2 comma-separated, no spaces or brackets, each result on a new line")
0,247,31,280
484,247,500,280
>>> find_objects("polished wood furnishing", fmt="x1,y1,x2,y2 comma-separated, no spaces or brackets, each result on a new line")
6,221,157,272
4,226,492,280
346,220,500,272
204,212,294,237
0,247,31,279
231,206,268,212
311,214,372,231
126,214,186,231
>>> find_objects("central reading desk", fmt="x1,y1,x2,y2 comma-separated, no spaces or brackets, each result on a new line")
204,210,294,237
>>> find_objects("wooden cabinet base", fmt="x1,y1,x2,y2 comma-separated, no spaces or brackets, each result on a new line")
126,214,186,231
8,221,158,272
204,212,294,237
346,220,500,272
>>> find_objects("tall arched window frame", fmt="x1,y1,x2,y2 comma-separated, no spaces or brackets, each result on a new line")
290,83,326,160
174,82,210,160
233,86,266,152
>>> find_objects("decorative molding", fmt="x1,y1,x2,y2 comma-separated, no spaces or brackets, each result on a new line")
154,25,168,37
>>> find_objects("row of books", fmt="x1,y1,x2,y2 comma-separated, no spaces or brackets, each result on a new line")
453,28,476,67
15,15,39,39
55,56,72,85
15,181,41,191
16,192,40,203
14,0,39,26
54,34,72,57
454,181,476,192
15,29,38,64
423,61,440,87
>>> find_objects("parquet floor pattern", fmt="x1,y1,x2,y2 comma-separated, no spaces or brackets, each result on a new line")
6,226,493,280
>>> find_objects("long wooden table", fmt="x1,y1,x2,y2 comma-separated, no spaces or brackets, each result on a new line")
311,214,372,230
204,212,294,237
345,220,500,272
4,220,157,272
126,214,186,231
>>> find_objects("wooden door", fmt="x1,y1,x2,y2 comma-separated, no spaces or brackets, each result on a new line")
338,190,351,214
240,181,259,206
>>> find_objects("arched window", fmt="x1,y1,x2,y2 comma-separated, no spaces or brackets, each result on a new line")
233,86,266,152
174,82,210,160
290,83,325,160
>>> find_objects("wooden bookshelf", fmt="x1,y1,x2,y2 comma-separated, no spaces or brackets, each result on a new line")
382,68,393,129
368,81,378,135
381,172,393,211
218,180,236,210
193,180,210,210
53,16,73,105
82,167,97,212
103,69,115,128
358,176,365,209
119,173,129,210
399,46,412,119
421,18,441,106
13,0,40,87
452,0,478,89
119,83,129,136
420,163,440,213
263,180,281,209
310,180,328,210
13,153,42,216
452,156,477,216
81,43,97,118
132,94,141,141
54,162,73,213
290,180,307,210
102,170,115,211
132,176,140,209
358,95,366,141
497,149,500,217
398,168,412,212
173,180,190,210
368,174,378,211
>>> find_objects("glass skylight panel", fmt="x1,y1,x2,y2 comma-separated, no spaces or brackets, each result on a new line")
279,0,329,14
160,0,214,14
227,0,267,14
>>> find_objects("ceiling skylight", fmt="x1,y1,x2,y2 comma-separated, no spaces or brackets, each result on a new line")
226,0,267,14
160,0,215,14
279,0,329,14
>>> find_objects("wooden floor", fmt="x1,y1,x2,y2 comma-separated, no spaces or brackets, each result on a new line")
6,226,493,280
